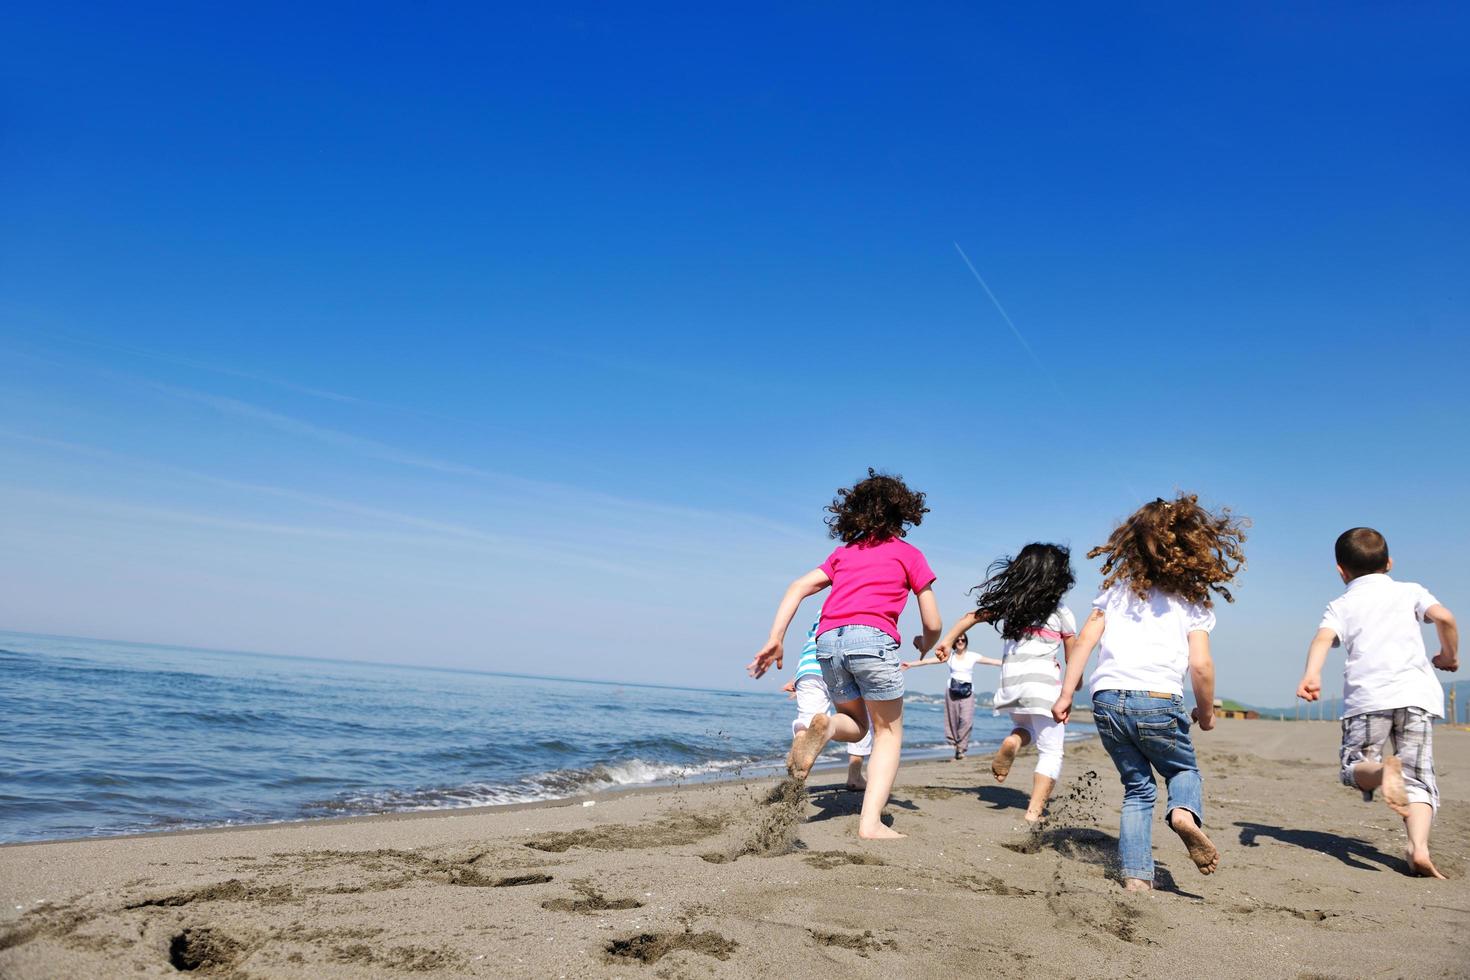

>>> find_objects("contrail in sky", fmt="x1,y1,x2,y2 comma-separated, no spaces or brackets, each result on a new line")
952,241,1055,388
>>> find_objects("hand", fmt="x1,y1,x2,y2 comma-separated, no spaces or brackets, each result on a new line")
1191,706,1215,731
1051,693,1072,724
1432,651,1459,672
781,677,797,697
931,640,951,662
899,661,912,671
911,635,929,657
746,639,783,679
1296,673,1321,702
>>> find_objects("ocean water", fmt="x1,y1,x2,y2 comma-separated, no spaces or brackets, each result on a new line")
0,631,1091,844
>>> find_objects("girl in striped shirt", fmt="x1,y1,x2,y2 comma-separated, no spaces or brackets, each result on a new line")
931,543,1076,825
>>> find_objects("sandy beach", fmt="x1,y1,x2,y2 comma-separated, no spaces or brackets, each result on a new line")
2,719,1466,979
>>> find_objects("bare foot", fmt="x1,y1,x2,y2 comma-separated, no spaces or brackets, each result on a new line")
1169,809,1219,875
1024,811,1045,827
1382,756,1411,817
991,734,1021,783
1407,848,1448,879
845,777,867,792
858,824,906,840
1122,878,1153,892
787,714,830,780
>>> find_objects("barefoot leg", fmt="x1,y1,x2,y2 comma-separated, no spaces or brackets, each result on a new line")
787,713,831,780
845,754,867,792
992,728,1029,783
856,697,906,839
1168,808,1219,875
1403,801,1447,879
1024,773,1055,824
1381,756,1411,818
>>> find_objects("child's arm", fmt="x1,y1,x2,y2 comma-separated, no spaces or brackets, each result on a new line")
918,609,983,662
974,655,1003,667
899,656,948,670
1426,604,1459,671
1296,628,1337,701
1187,630,1216,731
1052,609,1104,722
911,586,943,657
746,568,831,679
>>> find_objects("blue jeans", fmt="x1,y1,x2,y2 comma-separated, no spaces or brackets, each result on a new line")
815,625,904,703
1092,690,1204,882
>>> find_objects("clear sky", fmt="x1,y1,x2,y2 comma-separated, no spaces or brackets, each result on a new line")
2,4,1466,706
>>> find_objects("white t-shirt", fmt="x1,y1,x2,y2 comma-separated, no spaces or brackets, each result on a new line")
1320,574,1443,718
947,650,984,684
1088,582,1215,698
994,607,1076,716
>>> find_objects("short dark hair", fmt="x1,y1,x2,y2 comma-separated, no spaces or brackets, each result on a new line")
1335,527,1389,579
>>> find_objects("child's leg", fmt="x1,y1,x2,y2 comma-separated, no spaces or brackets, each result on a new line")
1392,708,1444,878
1025,714,1066,822
857,696,904,839
992,712,1031,782
845,701,872,791
787,676,838,779
1092,694,1159,889
1138,703,1218,876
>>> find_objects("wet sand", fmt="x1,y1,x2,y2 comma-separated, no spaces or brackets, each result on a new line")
2,719,1466,978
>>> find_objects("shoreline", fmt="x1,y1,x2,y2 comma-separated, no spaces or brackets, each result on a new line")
0,725,1098,850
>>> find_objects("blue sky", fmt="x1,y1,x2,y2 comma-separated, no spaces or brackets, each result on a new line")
2,4,1466,705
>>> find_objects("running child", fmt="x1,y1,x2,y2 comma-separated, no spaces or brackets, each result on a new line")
747,468,942,840
900,633,997,760
782,612,872,791
1053,494,1248,890
1296,527,1459,879
927,543,1076,824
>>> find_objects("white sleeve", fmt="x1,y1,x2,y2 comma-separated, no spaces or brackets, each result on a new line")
1057,606,1077,637
1185,602,1216,634
1318,602,1343,646
1412,585,1441,622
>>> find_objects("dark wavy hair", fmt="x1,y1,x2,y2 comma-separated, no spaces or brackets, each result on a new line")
1091,493,1248,606
971,543,1076,641
825,468,929,545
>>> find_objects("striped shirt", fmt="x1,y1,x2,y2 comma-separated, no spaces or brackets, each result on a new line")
795,617,824,680
993,607,1076,716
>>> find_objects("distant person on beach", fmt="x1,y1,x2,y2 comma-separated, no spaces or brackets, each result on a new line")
1296,527,1459,879
782,613,872,791
920,543,1077,824
1053,495,1248,891
900,633,997,761
747,468,941,840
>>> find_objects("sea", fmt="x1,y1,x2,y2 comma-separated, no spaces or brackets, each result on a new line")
0,630,1092,844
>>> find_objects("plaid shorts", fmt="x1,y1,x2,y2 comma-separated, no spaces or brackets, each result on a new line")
1340,707,1439,810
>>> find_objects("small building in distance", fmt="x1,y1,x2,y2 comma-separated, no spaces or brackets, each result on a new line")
1214,698,1260,720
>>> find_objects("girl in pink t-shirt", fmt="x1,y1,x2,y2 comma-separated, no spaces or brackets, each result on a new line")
747,469,941,840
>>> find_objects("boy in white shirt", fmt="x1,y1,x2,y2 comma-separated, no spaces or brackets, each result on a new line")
1297,527,1460,879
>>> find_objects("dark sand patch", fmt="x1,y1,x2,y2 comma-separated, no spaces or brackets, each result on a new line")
542,880,643,913
808,928,897,956
525,810,729,853
126,878,295,908
803,850,885,870
604,930,737,965
959,873,1038,897
701,776,808,863
330,942,459,971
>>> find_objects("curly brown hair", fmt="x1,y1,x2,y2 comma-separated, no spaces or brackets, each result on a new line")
825,468,929,545
1089,493,1248,606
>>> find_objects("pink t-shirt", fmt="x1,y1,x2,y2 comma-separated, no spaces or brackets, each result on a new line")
817,538,936,644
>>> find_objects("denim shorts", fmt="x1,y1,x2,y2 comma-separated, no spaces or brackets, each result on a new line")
815,624,904,703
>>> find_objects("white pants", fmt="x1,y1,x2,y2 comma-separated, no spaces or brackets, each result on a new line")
793,675,872,757
1010,711,1064,780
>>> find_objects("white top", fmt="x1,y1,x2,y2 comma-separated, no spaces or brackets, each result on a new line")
946,649,984,684
994,607,1076,716
1320,573,1443,718
1088,582,1215,698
